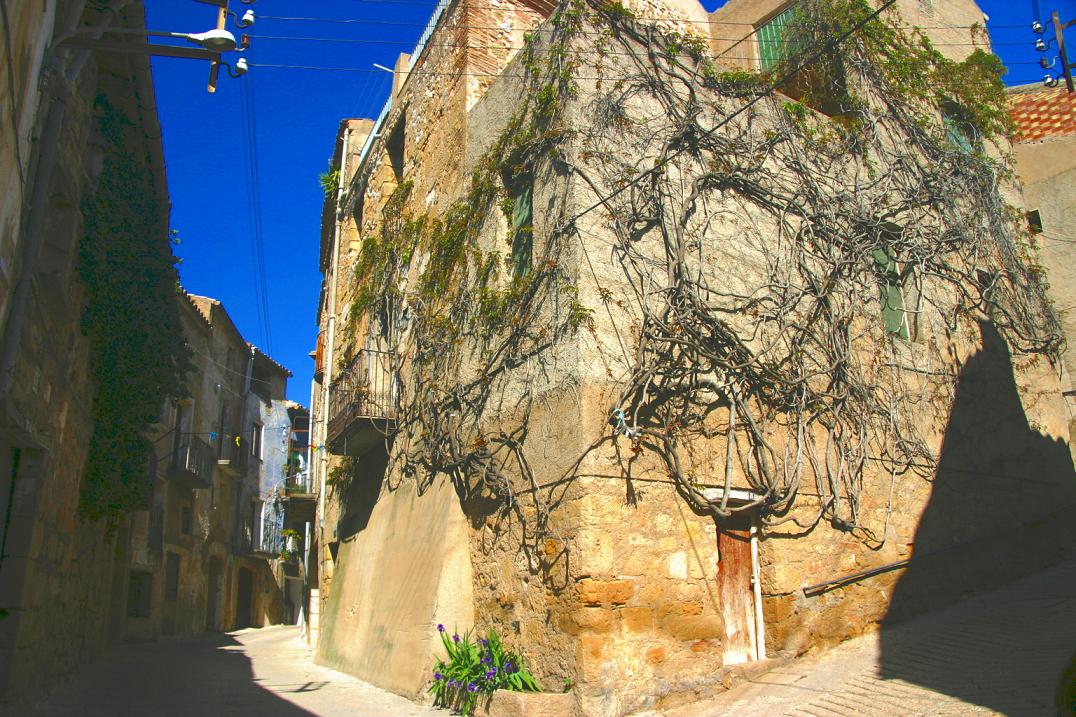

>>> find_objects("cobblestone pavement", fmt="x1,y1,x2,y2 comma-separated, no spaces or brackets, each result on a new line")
645,556,1076,717
18,624,440,717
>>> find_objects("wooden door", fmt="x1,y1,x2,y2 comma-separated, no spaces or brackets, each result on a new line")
717,515,757,665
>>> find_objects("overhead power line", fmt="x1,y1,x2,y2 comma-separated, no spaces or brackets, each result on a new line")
258,13,1028,33
238,44,274,354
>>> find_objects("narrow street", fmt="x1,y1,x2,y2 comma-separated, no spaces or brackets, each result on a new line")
642,555,1076,717
19,626,439,717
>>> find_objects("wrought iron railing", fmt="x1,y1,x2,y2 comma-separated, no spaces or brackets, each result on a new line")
170,435,215,486
327,349,398,444
285,472,313,494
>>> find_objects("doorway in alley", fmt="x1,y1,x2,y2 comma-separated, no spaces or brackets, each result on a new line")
717,514,763,665
206,556,223,631
236,567,253,629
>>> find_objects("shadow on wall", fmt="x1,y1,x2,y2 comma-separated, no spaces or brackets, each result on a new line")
14,633,319,717
878,320,1076,711
337,446,388,541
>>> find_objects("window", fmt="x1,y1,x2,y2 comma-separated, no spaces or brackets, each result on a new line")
251,422,263,461
757,5,800,72
507,171,534,278
127,571,153,618
180,505,192,535
1026,209,1043,235
756,4,846,115
873,246,909,340
165,552,181,601
941,102,977,153
386,114,405,182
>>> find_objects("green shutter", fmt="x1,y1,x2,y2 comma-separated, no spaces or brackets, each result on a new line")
873,247,908,339
758,5,799,72
511,182,533,278
943,112,973,153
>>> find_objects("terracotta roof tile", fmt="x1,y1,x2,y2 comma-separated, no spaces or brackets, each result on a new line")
1008,83,1076,142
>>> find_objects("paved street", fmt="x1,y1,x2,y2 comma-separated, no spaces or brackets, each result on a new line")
644,555,1076,717
13,559,1076,717
18,625,440,717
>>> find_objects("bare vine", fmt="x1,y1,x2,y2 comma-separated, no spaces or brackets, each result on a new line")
340,0,1060,560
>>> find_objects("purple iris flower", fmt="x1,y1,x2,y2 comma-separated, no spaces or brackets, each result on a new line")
437,624,445,632
504,662,514,672
434,672,443,681
485,669,496,679
480,638,489,647
468,682,478,693
481,655,491,664
452,634,460,643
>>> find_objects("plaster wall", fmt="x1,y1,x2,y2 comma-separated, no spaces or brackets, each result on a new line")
1014,134,1076,389
317,465,474,698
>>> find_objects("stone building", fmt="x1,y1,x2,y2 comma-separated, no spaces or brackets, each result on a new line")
122,293,297,641
309,0,1076,714
0,2,305,705
0,0,187,706
1009,84,1076,425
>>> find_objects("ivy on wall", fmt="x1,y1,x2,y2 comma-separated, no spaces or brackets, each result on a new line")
77,94,191,528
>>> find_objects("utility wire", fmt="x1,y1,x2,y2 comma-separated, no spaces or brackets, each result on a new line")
247,32,1031,50
239,45,274,354
259,10,1027,30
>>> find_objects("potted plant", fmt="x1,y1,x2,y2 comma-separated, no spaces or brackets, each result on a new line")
281,528,302,553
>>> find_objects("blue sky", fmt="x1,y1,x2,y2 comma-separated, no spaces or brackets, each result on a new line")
142,0,1049,404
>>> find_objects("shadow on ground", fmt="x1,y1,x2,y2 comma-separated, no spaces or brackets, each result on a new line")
15,632,320,717
879,320,1076,714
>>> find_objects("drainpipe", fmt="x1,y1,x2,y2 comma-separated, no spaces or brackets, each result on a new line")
0,0,131,401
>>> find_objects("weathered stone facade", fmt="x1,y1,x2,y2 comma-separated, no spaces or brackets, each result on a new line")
0,2,168,706
310,1,1076,715
0,4,304,705
122,294,295,643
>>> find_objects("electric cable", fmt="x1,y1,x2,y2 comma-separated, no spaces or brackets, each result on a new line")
239,43,275,354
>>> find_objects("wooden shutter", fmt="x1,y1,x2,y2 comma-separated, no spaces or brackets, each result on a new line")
873,247,908,339
511,181,533,278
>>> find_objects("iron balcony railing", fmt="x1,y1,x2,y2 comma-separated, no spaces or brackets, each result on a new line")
327,349,398,446
169,434,215,489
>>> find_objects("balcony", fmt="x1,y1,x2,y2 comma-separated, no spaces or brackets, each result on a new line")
168,435,215,490
216,435,248,477
282,473,316,523
326,349,397,456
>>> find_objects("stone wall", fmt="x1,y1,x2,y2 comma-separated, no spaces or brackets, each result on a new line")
0,0,57,326
0,3,166,706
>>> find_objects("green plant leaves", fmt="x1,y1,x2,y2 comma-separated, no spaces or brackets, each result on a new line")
429,626,541,716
